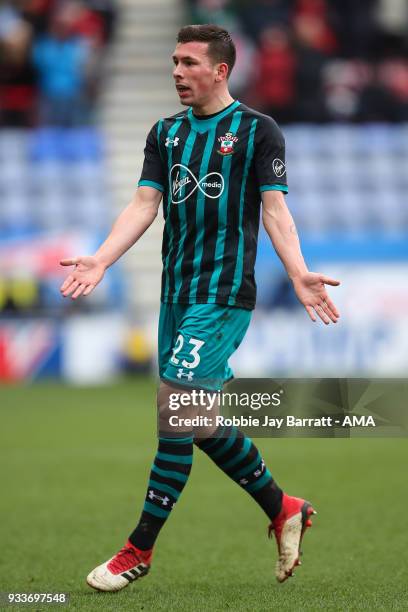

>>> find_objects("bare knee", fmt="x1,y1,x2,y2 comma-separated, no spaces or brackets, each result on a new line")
157,380,198,434
157,381,219,439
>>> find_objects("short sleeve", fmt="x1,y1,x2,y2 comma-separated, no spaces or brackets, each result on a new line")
138,122,165,192
253,117,288,193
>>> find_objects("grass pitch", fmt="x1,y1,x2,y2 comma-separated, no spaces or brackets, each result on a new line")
1,378,407,611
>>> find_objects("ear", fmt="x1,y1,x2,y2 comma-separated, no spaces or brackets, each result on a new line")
215,62,229,82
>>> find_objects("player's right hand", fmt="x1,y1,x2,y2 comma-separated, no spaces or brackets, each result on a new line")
59,256,106,299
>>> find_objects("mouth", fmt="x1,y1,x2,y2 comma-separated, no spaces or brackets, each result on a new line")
176,84,192,97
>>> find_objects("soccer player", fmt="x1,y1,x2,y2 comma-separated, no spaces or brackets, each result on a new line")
60,24,340,591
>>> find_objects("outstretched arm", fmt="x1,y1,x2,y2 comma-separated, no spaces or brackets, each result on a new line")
60,186,162,299
261,190,340,324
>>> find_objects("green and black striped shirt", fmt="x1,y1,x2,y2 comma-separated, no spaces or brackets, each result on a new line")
139,100,288,310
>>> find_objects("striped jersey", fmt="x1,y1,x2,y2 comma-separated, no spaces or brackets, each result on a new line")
138,100,288,310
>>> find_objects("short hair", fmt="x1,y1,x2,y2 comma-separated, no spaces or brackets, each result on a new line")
177,24,236,78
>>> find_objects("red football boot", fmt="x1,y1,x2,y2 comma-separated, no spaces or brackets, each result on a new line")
86,540,152,592
268,493,316,583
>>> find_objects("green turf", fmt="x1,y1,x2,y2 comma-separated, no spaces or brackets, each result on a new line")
1,379,407,611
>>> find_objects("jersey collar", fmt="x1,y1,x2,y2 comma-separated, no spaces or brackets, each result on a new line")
187,100,241,132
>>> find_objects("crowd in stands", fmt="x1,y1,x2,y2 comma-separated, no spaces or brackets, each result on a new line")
187,0,408,123
0,0,116,127
3,1,406,127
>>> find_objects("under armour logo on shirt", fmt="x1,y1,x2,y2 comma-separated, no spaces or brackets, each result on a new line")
165,137,179,147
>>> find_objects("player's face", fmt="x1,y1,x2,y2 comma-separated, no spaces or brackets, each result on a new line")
172,42,219,108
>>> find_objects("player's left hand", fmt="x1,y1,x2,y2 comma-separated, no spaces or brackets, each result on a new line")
292,272,340,324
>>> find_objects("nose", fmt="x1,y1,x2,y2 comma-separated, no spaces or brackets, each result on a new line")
173,63,183,79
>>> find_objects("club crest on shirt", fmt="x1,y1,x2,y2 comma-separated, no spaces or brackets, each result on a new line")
217,132,238,156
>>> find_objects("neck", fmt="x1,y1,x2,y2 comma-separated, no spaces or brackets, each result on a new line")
192,91,235,116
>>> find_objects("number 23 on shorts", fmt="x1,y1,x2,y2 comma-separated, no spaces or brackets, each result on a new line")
170,334,205,369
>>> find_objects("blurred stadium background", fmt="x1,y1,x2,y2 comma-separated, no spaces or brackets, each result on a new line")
1,0,408,384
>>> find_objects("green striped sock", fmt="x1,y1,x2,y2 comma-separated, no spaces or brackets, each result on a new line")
196,426,282,520
129,434,193,550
